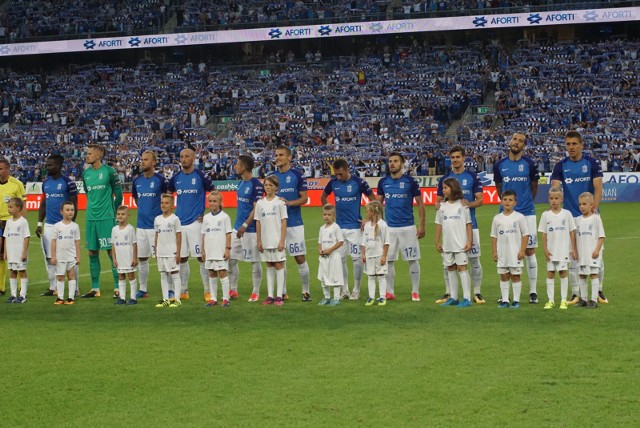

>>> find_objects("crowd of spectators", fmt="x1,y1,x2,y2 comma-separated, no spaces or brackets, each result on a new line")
0,38,638,185
0,0,631,41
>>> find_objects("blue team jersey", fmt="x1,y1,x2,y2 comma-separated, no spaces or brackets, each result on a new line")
132,172,170,229
235,177,264,232
168,169,214,226
323,175,373,230
272,167,307,228
377,174,421,228
42,176,78,224
550,155,603,217
437,170,482,229
493,156,539,216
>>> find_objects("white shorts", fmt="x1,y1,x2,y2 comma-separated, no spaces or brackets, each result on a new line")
260,248,286,263
41,223,55,259
230,230,260,262
442,251,468,267
497,267,523,275
136,228,155,259
547,260,568,272
364,256,388,276
468,228,481,258
525,215,538,249
338,228,362,260
205,259,229,272
318,252,343,286
8,261,27,272
117,267,136,274
579,265,601,276
179,221,203,258
55,260,76,276
285,225,306,256
157,256,179,273
387,225,421,262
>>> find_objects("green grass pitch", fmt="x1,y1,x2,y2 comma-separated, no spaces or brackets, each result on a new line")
2,203,639,427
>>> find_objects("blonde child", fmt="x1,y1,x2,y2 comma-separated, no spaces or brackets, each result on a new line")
201,191,233,307
255,175,288,306
361,200,390,306
111,206,138,305
490,190,529,308
538,187,577,310
154,194,182,308
51,201,81,305
435,178,473,307
4,198,29,303
317,204,344,306
575,192,605,308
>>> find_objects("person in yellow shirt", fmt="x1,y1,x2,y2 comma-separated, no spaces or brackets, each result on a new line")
0,159,27,294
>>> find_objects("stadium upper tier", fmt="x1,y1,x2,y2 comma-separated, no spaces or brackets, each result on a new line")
0,39,638,184
0,0,635,41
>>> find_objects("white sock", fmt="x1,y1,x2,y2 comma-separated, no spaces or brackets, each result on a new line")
569,263,579,295
579,277,588,301
443,265,450,295
19,278,28,298
591,278,600,302
57,280,65,300
378,275,387,299
199,262,209,295
276,268,285,298
160,273,169,300
68,280,76,299
266,266,275,298
220,276,230,301
251,262,262,295
386,261,395,294
228,259,239,292
9,278,17,297
447,270,459,300
321,283,330,299
47,262,56,291
333,286,341,300
341,258,349,294
546,278,555,302
598,264,604,291
560,276,568,301
138,259,149,292
469,257,483,294
171,272,182,301
512,281,522,303
367,276,376,299
526,255,538,294
459,270,471,301
353,258,363,293
118,280,126,299
409,260,420,294
129,278,137,300
208,277,218,301
179,262,190,294
500,281,510,303
298,262,310,294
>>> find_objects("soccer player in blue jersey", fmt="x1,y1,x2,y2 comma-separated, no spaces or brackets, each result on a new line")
377,152,425,302
35,154,78,296
436,146,484,304
273,146,311,301
132,150,169,298
321,159,376,300
168,148,215,301
551,130,605,304
493,132,540,304
229,155,264,302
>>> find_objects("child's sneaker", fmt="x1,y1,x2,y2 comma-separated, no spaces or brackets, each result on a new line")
205,300,218,307
262,297,274,305
473,294,486,304
349,291,360,300
567,294,580,305
458,298,472,308
64,298,76,305
54,298,65,305
169,300,182,308
510,301,520,309
435,294,450,304
274,297,284,306
6,295,16,303
411,292,420,302
318,298,331,306
575,299,588,307
499,301,510,309
365,297,375,307
559,300,569,310
229,290,239,300
529,293,539,304
597,290,608,304
544,301,555,310
385,292,396,300
113,290,120,299
168,290,175,299
248,293,260,302
127,299,137,305
301,292,311,302
587,300,598,308
115,298,127,305
13,296,26,304
328,299,341,306
440,297,459,306
377,297,387,306
41,289,55,296
155,299,170,308
180,292,189,301
221,299,231,307
135,290,149,299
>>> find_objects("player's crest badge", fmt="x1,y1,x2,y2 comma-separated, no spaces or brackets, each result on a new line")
57,183,62,190
518,164,524,172
347,185,352,192
462,179,467,186
582,165,588,173
245,187,250,194
192,178,196,185
150,182,155,188
218,221,222,227
400,182,405,189
562,220,566,226
457,208,461,215
286,176,291,183
329,233,333,239
589,224,593,231
99,173,103,179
